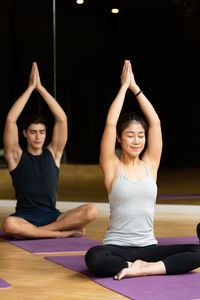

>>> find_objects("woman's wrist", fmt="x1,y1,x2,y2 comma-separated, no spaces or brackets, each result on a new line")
130,84,140,95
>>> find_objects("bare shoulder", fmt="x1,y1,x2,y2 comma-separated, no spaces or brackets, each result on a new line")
47,145,62,168
141,154,159,182
101,155,121,193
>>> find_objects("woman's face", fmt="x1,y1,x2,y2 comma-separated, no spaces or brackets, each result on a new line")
118,121,146,157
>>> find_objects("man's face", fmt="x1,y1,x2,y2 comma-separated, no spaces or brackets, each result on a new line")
23,123,46,150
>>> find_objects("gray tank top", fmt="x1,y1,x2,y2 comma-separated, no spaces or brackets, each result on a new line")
103,161,158,247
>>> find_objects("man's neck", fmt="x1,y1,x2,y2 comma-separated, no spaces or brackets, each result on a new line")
27,146,43,156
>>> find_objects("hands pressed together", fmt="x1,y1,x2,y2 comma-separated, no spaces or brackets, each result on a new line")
28,62,42,91
120,60,139,94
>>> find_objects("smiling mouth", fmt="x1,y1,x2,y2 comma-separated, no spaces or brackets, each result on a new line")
131,147,140,150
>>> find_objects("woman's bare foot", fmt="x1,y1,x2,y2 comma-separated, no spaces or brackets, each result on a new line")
114,259,166,280
114,260,150,280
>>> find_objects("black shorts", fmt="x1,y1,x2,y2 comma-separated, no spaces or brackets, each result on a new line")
10,207,61,227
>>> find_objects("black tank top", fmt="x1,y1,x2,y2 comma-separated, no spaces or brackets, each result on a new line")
10,148,59,210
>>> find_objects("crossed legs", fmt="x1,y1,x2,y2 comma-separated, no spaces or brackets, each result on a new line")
2,204,98,239
85,243,200,279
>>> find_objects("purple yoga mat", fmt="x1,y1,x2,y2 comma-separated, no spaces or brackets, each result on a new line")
0,278,12,289
0,228,198,254
45,255,200,300
0,230,100,254
157,236,199,245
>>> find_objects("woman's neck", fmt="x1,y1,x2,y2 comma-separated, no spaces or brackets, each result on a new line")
120,153,141,166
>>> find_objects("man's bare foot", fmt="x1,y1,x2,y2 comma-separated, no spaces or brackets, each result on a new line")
58,228,86,238
114,260,149,280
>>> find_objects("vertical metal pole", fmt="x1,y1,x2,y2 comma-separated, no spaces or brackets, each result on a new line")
53,0,56,99
52,0,67,162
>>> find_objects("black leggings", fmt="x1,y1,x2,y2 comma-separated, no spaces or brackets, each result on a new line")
85,244,200,277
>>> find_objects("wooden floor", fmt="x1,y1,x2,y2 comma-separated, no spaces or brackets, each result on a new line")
0,204,200,300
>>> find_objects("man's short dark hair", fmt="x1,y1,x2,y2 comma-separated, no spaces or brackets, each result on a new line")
23,115,47,131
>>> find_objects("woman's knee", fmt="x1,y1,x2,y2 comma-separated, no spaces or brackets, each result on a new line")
85,246,106,272
85,245,125,277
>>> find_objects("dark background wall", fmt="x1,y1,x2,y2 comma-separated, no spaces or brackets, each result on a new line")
0,0,200,166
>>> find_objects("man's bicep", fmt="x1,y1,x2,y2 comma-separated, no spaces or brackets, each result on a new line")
3,123,21,169
49,121,67,155
4,120,19,148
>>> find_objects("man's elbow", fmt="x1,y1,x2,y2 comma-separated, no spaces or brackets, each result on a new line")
57,114,67,124
6,115,16,124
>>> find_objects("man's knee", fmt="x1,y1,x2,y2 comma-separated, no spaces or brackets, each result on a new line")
84,204,98,222
2,216,21,236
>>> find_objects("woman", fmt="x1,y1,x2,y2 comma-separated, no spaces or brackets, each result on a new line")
85,60,200,280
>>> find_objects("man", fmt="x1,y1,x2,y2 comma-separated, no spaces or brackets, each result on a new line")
2,62,98,239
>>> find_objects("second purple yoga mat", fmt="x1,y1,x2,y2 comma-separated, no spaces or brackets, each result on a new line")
45,255,200,300
158,236,199,245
